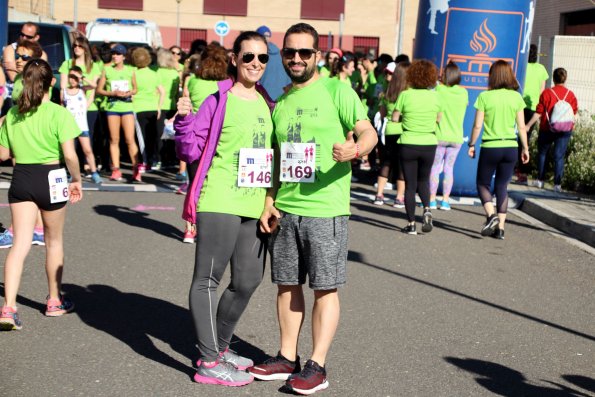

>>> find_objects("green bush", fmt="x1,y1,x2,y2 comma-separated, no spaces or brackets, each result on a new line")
564,113,595,193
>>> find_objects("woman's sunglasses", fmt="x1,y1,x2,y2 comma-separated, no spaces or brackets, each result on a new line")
15,53,32,61
171,50,181,56
73,44,84,49
241,52,269,64
281,48,317,60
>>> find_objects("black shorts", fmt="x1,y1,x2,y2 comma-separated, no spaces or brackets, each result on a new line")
8,164,68,211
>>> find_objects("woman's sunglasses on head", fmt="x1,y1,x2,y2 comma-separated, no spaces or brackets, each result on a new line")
281,48,317,60
241,52,269,64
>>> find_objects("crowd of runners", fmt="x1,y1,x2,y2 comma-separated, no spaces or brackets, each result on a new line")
0,20,579,396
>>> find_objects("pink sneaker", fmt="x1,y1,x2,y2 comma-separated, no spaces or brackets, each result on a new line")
45,295,75,317
132,165,142,183
182,229,197,244
137,163,147,174
0,306,22,331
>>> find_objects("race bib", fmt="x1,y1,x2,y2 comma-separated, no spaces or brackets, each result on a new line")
111,79,129,92
237,148,273,188
48,168,69,204
280,142,316,183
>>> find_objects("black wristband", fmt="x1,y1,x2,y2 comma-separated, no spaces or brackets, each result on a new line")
468,142,475,147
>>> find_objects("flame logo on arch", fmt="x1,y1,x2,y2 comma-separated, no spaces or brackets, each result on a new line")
470,19,497,54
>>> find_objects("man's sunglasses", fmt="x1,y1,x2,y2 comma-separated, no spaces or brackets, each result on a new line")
241,52,269,64
20,32,35,39
15,54,32,61
68,74,80,80
281,48,317,60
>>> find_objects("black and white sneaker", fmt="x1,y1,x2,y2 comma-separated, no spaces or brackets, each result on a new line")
402,224,417,235
422,210,433,233
481,214,500,236
492,228,505,240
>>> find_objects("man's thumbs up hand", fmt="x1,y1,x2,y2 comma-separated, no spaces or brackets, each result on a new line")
332,131,358,162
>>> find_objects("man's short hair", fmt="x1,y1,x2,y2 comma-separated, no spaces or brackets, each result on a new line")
553,67,567,84
283,23,319,50
23,22,40,36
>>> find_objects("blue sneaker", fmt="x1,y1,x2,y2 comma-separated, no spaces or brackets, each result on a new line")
429,201,437,210
0,230,13,249
91,171,103,184
440,201,451,211
32,231,45,246
175,171,187,181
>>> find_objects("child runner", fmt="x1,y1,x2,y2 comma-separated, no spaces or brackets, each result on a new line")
63,65,102,184
0,59,83,331
429,61,468,210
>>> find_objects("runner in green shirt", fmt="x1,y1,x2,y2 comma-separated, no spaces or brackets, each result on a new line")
96,43,139,182
468,60,529,240
251,23,378,395
429,62,469,210
0,60,82,331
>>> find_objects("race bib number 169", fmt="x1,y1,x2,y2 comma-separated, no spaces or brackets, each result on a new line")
280,142,316,183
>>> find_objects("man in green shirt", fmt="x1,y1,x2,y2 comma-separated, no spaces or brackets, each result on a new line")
248,23,377,395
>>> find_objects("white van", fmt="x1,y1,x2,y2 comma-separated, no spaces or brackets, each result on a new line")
86,18,162,48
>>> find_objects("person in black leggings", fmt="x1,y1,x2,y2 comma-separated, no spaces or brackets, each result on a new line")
393,60,442,235
468,60,529,239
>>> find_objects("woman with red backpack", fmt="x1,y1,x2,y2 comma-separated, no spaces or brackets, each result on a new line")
526,67,578,192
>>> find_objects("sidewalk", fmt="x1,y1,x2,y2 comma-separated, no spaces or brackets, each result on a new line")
508,183,595,248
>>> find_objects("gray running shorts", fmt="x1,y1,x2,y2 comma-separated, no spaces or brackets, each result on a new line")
269,211,348,290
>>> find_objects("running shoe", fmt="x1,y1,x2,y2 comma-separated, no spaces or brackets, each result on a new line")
219,347,253,371
516,174,528,185
481,214,500,236
176,171,187,181
91,172,103,184
150,161,162,171
132,165,142,183
531,180,544,188
439,201,451,211
402,224,417,235
286,359,329,396
194,359,254,386
372,195,385,205
137,163,147,174
175,182,188,195
32,231,45,246
0,229,13,249
110,168,123,181
428,201,437,210
359,160,371,171
0,306,22,331
248,353,301,381
492,228,505,240
392,198,405,208
45,295,75,317
422,210,433,233
182,229,196,244
554,185,562,193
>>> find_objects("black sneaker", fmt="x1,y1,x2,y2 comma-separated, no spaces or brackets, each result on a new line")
286,359,329,395
402,224,417,235
248,352,301,381
481,214,499,236
492,228,505,240
422,210,433,233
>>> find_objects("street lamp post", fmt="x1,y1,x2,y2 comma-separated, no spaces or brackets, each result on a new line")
176,0,182,47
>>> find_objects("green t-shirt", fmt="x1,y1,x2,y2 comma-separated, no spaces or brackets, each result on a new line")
0,102,81,164
319,65,331,77
133,67,160,113
273,77,368,217
474,89,525,148
187,76,219,112
104,64,135,113
436,84,468,144
523,62,549,111
157,67,180,111
396,89,442,145
381,96,403,135
198,93,273,218
11,74,23,101
59,60,102,112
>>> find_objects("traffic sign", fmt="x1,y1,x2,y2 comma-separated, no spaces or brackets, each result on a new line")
214,20,230,37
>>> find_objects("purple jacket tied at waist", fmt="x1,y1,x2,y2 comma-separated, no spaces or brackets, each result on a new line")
174,78,275,223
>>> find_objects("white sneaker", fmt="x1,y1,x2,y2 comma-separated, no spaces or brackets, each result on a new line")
532,180,544,188
554,185,562,192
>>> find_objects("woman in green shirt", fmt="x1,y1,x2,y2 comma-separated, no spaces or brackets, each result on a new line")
330,51,355,86
0,59,82,331
155,48,181,171
468,60,529,239
96,43,138,182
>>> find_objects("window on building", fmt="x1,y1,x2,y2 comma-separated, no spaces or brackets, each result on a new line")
353,36,379,58
204,0,247,16
64,21,87,35
318,34,334,52
301,0,345,21
562,8,595,36
98,0,143,11
181,29,208,53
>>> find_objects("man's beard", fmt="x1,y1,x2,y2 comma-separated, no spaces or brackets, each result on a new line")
283,61,316,84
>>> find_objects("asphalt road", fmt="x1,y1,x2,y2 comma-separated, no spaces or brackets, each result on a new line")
0,185,593,397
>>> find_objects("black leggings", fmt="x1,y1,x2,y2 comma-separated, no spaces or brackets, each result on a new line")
189,212,266,361
136,111,159,164
399,144,437,222
476,147,517,214
378,135,404,182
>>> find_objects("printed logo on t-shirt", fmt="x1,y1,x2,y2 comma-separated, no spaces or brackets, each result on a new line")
281,107,322,181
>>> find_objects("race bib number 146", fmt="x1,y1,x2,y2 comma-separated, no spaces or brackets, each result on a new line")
238,148,273,188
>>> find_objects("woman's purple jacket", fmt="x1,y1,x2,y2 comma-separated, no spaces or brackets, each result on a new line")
174,78,275,223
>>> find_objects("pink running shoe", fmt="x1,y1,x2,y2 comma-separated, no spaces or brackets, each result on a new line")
132,165,142,183
110,168,123,181
0,306,22,331
175,182,188,195
194,359,253,386
45,295,75,317
182,228,197,244
137,163,147,174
